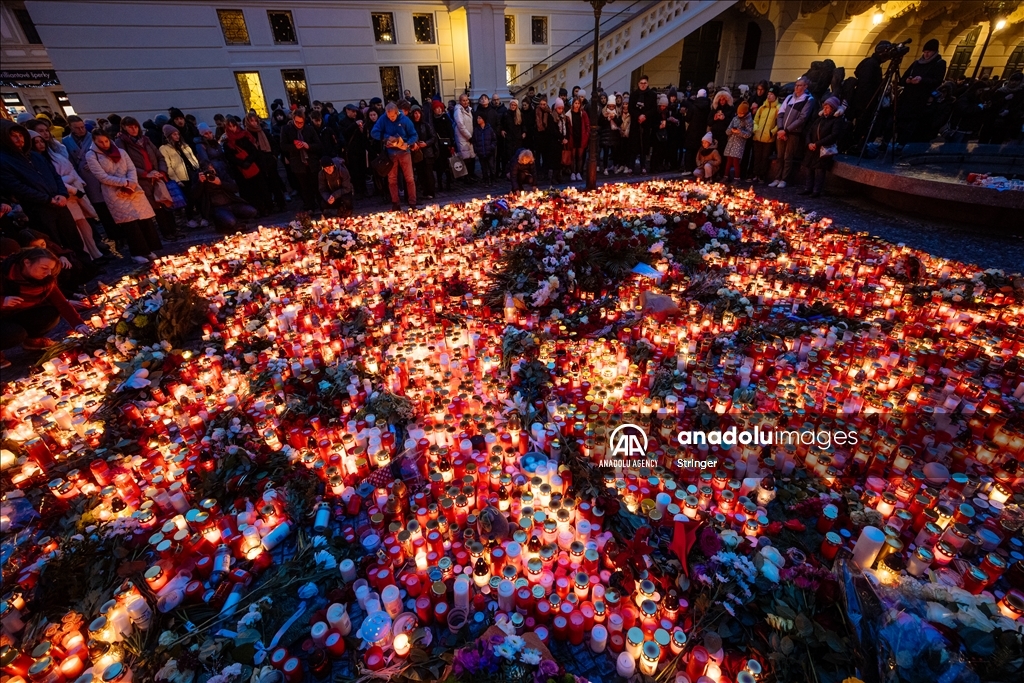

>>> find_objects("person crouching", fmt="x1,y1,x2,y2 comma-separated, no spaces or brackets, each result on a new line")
693,133,721,182
318,156,354,217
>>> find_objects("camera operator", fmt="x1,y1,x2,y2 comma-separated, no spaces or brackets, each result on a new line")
191,162,257,234
849,41,891,147
897,39,947,144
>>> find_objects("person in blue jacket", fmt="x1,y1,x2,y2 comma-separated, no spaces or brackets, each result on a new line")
370,103,419,211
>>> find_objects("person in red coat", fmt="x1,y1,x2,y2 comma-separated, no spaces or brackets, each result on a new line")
1,247,89,367
566,99,590,182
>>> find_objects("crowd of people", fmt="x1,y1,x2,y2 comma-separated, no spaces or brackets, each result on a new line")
2,37,1022,365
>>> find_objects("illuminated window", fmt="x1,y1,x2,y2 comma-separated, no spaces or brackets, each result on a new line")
217,9,250,45
506,64,519,86
267,10,296,44
379,66,402,103
413,14,435,44
505,15,516,43
56,91,75,116
418,66,440,103
531,16,547,45
281,69,310,109
372,12,396,44
234,71,268,118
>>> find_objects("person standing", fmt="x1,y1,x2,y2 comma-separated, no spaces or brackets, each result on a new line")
628,75,658,173
850,42,889,147
502,99,526,174
409,105,437,200
370,102,419,211
682,89,711,175
32,132,103,259
750,87,779,182
599,100,621,175
770,78,814,188
85,129,162,263
722,102,753,183
159,124,203,228
472,114,498,186
117,117,179,239
534,95,555,181
566,98,590,181
896,39,947,144
551,98,569,184
0,123,86,256
431,100,457,192
279,109,322,211
707,90,735,153
799,97,845,197
454,94,477,181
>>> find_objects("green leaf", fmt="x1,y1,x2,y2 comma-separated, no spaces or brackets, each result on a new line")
775,602,797,620
795,614,814,639
781,636,795,655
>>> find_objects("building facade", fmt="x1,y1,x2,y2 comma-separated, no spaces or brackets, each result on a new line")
4,1,1022,124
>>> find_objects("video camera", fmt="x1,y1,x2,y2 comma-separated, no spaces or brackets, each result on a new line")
876,38,912,63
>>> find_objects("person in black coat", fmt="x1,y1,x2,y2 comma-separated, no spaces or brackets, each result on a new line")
317,156,354,216
431,101,457,192
509,148,536,192
799,98,846,197
682,90,711,174
279,109,322,210
310,110,340,158
338,105,368,196
409,106,437,200
0,122,85,256
628,75,658,173
896,39,947,143
849,42,888,148
501,100,527,171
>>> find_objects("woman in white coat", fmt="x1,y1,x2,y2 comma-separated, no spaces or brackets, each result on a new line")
85,129,162,263
31,131,103,259
159,124,203,227
454,94,477,180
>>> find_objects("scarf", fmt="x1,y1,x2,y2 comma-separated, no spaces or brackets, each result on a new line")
245,120,272,152
117,132,153,173
98,141,121,162
916,52,940,65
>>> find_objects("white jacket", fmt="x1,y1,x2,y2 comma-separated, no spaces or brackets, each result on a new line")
159,142,200,183
454,105,476,158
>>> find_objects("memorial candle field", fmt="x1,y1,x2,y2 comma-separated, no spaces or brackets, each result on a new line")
1,181,1022,683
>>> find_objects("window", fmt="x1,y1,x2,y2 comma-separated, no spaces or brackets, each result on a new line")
505,15,516,43
234,71,268,118
413,13,435,44
267,10,296,44
740,22,761,70
372,12,396,44
1005,43,1024,77
281,69,310,109
418,66,440,103
217,9,250,45
379,66,402,103
506,64,519,86
946,26,981,81
531,16,547,45
55,91,75,116
14,8,42,44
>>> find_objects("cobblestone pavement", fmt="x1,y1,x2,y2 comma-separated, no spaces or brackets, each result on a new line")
2,171,1019,382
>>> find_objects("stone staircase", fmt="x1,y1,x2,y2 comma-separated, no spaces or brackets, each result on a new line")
510,0,735,98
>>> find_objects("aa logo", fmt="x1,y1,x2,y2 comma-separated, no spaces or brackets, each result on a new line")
609,423,648,458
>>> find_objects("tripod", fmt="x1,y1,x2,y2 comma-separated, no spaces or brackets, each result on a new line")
858,51,908,162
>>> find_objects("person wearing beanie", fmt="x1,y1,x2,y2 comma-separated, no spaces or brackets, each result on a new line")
722,101,753,183
159,122,203,227
193,121,232,184
317,155,353,216
651,92,679,171
168,107,199,151
191,159,258,233
16,112,36,125
693,132,720,182
799,97,845,197
896,38,946,143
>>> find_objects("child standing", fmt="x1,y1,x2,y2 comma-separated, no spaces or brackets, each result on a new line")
472,114,498,186
722,102,753,183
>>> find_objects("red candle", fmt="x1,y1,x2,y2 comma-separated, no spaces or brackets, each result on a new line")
687,645,709,680
365,645,386,671
821,532,842,561
568,610,586,645
282,656,303,683
325,632,346,658
552,614,568,641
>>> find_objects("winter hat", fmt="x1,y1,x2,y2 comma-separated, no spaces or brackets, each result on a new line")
162,124,178,138
154,114,169,127
701,132,714,144
16,112,35,124
168,107,185,120
697,89,707,98
553,98,565,109
197,122,211,134
369,97,382,106
738,84,749,94
737,102,750,116
432,100,446,111
27,130,40,140
658,94,669,106
923,38,940,52
343,103,359,112
558,88,568,97
577,90,586,99
320,156,335,168
532,94,543,107
823,96,841,111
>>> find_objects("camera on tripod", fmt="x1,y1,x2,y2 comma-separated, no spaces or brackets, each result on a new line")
876,39,912,63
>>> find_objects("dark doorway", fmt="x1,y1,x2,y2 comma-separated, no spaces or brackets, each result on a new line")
679,21,723,91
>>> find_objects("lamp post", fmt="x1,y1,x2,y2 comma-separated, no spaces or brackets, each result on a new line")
971,3,1007,79
586,1,612,191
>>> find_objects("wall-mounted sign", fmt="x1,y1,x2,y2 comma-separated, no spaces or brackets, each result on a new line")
0,69,60,87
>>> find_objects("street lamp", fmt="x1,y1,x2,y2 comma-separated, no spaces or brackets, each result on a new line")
586,1,612,191
971,3,1008,79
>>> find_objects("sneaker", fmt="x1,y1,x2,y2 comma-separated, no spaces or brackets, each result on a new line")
23,337,56,350
603,169,609,176
768,180,780,187
640,168,648,175
186,219,198,229
777,180,787,188
132,255,150,264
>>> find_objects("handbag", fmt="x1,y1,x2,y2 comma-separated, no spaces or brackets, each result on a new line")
152,178,174,207
411,147,424,164
449,154,468,178
371,150,393,177
165,179,187,210
819,144,838,157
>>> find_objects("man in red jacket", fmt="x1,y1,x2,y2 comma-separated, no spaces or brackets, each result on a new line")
1,247,90,368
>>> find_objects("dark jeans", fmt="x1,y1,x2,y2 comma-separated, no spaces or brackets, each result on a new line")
24,203,85,256
434,155,454,190
293,167,319,210
1,305,60,349
804,167,828,194
630,127,651,169
414,158,436,197
120,218,162,257
388,151,416,206
752,141,774,181
478,154,496,182
211,203,259,232
775,133,803,182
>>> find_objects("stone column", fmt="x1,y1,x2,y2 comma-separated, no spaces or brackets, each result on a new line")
452,0,510,99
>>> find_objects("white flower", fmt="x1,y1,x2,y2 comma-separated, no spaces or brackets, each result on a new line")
504,635,526,653
314,549,337,570
494,642,517,660
237,610,262,630
158,630,177,647
760,546,786,568
760,562,781,582
311,535,328,548
649,241,664,254
521,648,542,666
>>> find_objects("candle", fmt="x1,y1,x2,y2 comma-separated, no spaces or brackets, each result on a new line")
851,526,886,569
615,651,636,677
393,633,411,657
590,624,608,653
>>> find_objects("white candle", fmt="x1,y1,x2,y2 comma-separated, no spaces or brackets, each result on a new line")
339,558,357,582
453,576,471,611
616,652,636,677
498,580,515,613
851,526,886,569
590,624,608,653
381,585,402,618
